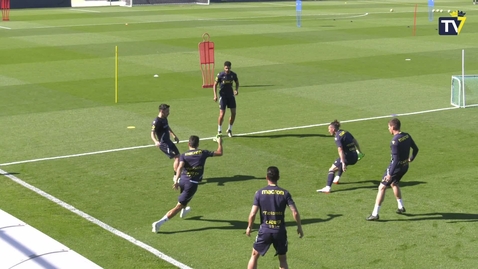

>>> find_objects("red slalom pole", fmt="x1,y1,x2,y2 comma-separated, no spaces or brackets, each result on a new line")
412,4,417,36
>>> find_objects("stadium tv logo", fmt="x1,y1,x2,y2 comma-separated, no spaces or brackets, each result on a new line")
439,10,466,35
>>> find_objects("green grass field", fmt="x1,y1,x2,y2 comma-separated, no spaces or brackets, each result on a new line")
1,0,478,268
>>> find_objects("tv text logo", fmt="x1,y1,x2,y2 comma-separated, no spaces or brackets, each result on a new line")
439,10,466,35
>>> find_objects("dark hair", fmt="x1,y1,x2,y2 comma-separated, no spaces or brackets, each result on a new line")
159,104,170,111
330,119,340,131
224,61,232,67
266,166,280,182
389,118,401,131
189,135,200,148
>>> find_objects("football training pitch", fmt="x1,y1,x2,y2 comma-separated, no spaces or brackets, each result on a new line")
1,0,478,268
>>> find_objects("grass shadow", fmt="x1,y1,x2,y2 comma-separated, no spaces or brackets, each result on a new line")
159,214,342,234
389,212,478,223
332,180,427,193
200,175,264,186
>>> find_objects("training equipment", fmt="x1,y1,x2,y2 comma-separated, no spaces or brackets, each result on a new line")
198,33,215,88
451,50,478,108
296,0,302,28
390,8,393,12
1,0,9,21
123,0,209,7
428,0,434,21
114,46,118,103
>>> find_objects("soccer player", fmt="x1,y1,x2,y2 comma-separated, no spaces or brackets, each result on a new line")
366,118,419,221
246,166,303,269
152,135,223,233
317,120,364,193
213,61,239,137
151,104,180,182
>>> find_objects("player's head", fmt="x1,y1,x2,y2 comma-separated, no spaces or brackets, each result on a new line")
224,61,232,73
328,120,341,135
388,118,401,134
189,135,200,148
159,104,170,117
266,166,280,183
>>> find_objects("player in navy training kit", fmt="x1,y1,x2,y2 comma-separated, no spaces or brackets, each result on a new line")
152,135,223,233
317,120,364,193
367,118,419,221
246,166,303,269
213,61,239,137
151,104,181,182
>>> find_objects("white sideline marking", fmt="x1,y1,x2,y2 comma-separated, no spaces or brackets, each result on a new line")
0,25,11,30
69,8,101,13
14,11,397,30
0,106,457,167
0,168,194,269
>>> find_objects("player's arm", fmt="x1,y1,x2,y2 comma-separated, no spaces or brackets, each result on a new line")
169,128,179,143
289,204,304,238
213,74,220,102
213,136,223,156
151,126,160,147
353,138,363,153
246,205,258,237
173,160,185,189
337,146,347,171
409,137,419,162
387,142,400,177
234,75,239,95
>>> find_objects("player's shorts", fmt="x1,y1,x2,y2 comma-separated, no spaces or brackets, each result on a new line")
178,180,198,206
381,165,409,186
159,141,179,159
253,229,288,256
333,154,358,168
218,95,236,110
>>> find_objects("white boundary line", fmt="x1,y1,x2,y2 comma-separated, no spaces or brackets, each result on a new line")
7,11,390,30
69,8,102,13
0,106,458,269
0,167,194,269
0,25,11,30
0,106,457,167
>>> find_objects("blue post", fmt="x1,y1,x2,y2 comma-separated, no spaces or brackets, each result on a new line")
296,0,302,28
428,0,434,22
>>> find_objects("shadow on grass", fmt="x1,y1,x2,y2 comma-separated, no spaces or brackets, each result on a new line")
159,214,342,234
0,172,20,176
200,175,265,186
387,212,478,223
331,180,427,193
238,133,331,139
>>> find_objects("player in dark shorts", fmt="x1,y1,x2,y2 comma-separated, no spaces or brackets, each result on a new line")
213,61,239,137
367,118,419,221
152,135,223,233
151,104,180,182
317,120,364,193
246,166,303,269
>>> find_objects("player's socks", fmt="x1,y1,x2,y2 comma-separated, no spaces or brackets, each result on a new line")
218,125,222,133
326,172,335,187
397,199,404,209
372,205,381,216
